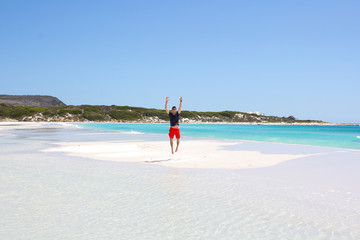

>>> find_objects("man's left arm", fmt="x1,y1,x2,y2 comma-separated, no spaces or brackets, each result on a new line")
178,96,183,114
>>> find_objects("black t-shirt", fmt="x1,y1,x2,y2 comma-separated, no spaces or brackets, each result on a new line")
169,112,180,126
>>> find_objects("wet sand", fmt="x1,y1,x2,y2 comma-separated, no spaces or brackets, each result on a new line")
1,122,360,239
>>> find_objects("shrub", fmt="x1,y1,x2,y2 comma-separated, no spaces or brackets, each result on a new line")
43,110,54,116
288,115,296,121
81,105,99,113
219,111,235,118
66,108,82,115
83,113,106,121
9,106,30,119
142,109,163,117
180,111,197,119
109,110,140,120
27,106,46,114
0,105,10,117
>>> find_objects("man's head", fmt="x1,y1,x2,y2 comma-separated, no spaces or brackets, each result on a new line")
172,106,177,114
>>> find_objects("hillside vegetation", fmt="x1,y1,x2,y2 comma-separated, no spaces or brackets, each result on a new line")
0,104,324,124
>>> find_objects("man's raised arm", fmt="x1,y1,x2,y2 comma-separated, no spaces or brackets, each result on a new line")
178,96,183,114
165,97,170,114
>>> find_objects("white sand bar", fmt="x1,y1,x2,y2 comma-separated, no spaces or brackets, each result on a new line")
2,122,360,239
42,140,325,169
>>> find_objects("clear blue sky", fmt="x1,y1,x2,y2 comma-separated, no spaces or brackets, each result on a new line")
1,1,359,123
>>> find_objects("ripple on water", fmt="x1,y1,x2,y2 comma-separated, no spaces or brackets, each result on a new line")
1,151,360,239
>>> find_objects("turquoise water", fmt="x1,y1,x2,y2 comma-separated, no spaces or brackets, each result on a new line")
77,123,360,150
2,126,360,239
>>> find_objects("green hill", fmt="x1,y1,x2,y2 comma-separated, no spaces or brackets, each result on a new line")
0,104,325,124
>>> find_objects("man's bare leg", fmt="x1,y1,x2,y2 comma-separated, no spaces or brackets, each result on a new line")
175,138,180,152
170,138,174,154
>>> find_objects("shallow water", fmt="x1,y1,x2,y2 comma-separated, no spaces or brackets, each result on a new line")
1,125,360,239
77,123,360,150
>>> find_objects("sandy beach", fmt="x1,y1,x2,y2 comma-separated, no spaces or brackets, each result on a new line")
43,139,327,169
1,122,360,239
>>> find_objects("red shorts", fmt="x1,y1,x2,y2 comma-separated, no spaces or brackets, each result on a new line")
169,127,180,139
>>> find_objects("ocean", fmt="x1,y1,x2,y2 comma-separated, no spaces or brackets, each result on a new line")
77,123,360,150
1,123,360,239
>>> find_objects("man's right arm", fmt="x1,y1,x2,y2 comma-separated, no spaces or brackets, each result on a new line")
165,97,169,114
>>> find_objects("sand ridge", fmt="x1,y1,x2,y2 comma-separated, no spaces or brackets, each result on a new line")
42,139,324,169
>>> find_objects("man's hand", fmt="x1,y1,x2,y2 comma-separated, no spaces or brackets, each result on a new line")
165,97,170,114
178,96,183,114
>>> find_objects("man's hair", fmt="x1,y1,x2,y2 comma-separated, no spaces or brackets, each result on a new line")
172,106,177,109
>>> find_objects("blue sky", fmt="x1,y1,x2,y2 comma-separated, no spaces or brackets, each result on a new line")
1,1,359,123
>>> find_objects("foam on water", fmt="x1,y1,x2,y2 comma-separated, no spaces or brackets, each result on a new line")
121,130,144,135
58,122,84,129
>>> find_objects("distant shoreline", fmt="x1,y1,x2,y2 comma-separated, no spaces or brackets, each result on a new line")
0,119,358,126
0,103,332,125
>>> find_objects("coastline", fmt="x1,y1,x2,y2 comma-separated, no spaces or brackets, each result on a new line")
2,122,359,170
42,139,328,170
1,118,356,126
1,121,360,239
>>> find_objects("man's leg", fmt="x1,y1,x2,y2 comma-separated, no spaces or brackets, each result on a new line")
170,138,174,154
175,138,180,152
169,128,175,154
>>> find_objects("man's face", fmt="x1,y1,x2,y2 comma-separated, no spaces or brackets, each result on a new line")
172,108,177,114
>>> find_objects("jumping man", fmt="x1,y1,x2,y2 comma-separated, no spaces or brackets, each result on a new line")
165,96,182,154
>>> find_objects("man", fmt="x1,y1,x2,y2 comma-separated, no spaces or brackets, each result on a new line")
165,96,182,154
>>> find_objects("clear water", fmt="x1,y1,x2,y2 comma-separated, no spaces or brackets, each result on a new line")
77,123,360,150
1,126,360,239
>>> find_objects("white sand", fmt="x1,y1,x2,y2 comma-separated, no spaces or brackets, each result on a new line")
2,122,360,239
0,122,339,169
42,139,325,169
